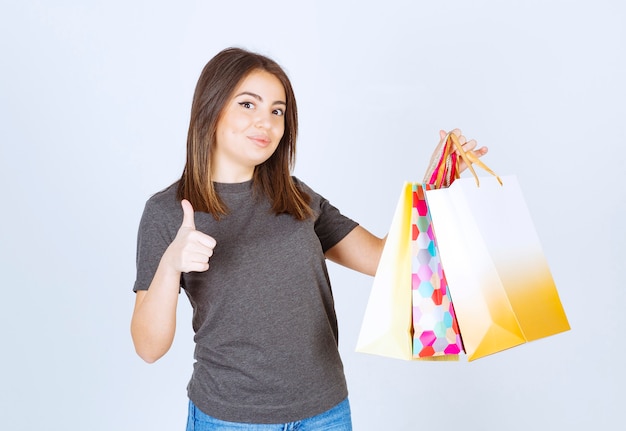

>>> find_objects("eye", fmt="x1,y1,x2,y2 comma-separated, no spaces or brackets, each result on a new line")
239,101,254,109
273,108,285,116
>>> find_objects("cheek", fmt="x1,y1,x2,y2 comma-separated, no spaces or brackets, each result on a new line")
220,110,250,133
274,119,286,137
227,115,249,132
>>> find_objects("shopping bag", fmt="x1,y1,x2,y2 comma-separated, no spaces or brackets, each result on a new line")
355,182,413,360
410,183,463,359
426,175,571,361
356,133,465,360
355,181,463,360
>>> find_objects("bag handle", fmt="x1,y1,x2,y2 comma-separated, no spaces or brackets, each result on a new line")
424,135,458,189
432,136,458,188
447,132,503,187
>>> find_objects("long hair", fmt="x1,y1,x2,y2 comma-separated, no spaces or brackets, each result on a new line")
177,47,312,220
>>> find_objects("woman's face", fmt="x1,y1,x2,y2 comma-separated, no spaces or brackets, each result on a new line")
213,69,286,183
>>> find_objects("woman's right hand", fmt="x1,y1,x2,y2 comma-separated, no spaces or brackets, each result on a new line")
163,199,217,274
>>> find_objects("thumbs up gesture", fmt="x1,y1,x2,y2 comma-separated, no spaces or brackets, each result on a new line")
164,199,217,273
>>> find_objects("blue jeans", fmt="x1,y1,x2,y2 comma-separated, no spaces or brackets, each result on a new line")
185,398,352,431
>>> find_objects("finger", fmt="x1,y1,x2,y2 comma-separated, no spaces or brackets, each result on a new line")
475,146,488,156
185,228,217,253
189,250,213,264
180,199,196,230
188,231,217,250
183,261,210,274
197,234,217,249
179,247,212,273
451,128,462,137
462,138,477,151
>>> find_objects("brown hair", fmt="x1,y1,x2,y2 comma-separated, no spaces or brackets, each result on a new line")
177,47,312,219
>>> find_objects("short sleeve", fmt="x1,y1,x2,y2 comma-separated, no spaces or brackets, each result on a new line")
295,178,359,253
133,189,180,292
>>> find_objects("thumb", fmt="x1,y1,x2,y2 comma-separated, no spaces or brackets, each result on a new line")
439,129,447,140
180,199,196,229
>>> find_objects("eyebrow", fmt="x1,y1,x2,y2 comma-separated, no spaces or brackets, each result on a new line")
235,91,286,106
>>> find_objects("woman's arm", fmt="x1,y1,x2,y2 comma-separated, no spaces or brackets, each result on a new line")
131,267,182,363
325,226,386,276
130,199,216,363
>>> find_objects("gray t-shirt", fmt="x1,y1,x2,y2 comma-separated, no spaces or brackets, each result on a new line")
133,178,358,423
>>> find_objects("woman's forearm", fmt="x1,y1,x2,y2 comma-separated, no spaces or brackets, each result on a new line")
130,259,181,363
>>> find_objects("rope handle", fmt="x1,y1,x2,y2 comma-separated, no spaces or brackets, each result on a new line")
447,132,502,187
424,132,502,188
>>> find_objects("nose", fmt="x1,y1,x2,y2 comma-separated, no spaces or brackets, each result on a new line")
255,111,272,129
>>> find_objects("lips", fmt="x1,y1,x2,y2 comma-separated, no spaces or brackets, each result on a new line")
248,135,271,147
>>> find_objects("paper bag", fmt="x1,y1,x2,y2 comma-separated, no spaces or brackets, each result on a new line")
356,183,413,360
425,175,570,361
355,182,463,360
411,183,463,358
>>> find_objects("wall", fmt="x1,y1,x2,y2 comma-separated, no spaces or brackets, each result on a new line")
1,1,623,429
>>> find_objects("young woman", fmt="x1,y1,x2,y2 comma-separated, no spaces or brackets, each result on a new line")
131,47,487,430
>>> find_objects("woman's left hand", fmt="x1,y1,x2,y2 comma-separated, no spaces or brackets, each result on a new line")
440,128,488,173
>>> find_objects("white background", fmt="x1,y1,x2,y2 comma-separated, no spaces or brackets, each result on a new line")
1,1,624,430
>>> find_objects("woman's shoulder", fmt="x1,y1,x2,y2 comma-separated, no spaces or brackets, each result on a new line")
291,176,329,211
142,181,181,219
291,176,316,195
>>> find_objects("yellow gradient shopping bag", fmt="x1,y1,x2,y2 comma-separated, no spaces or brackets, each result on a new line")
425,175,570,360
